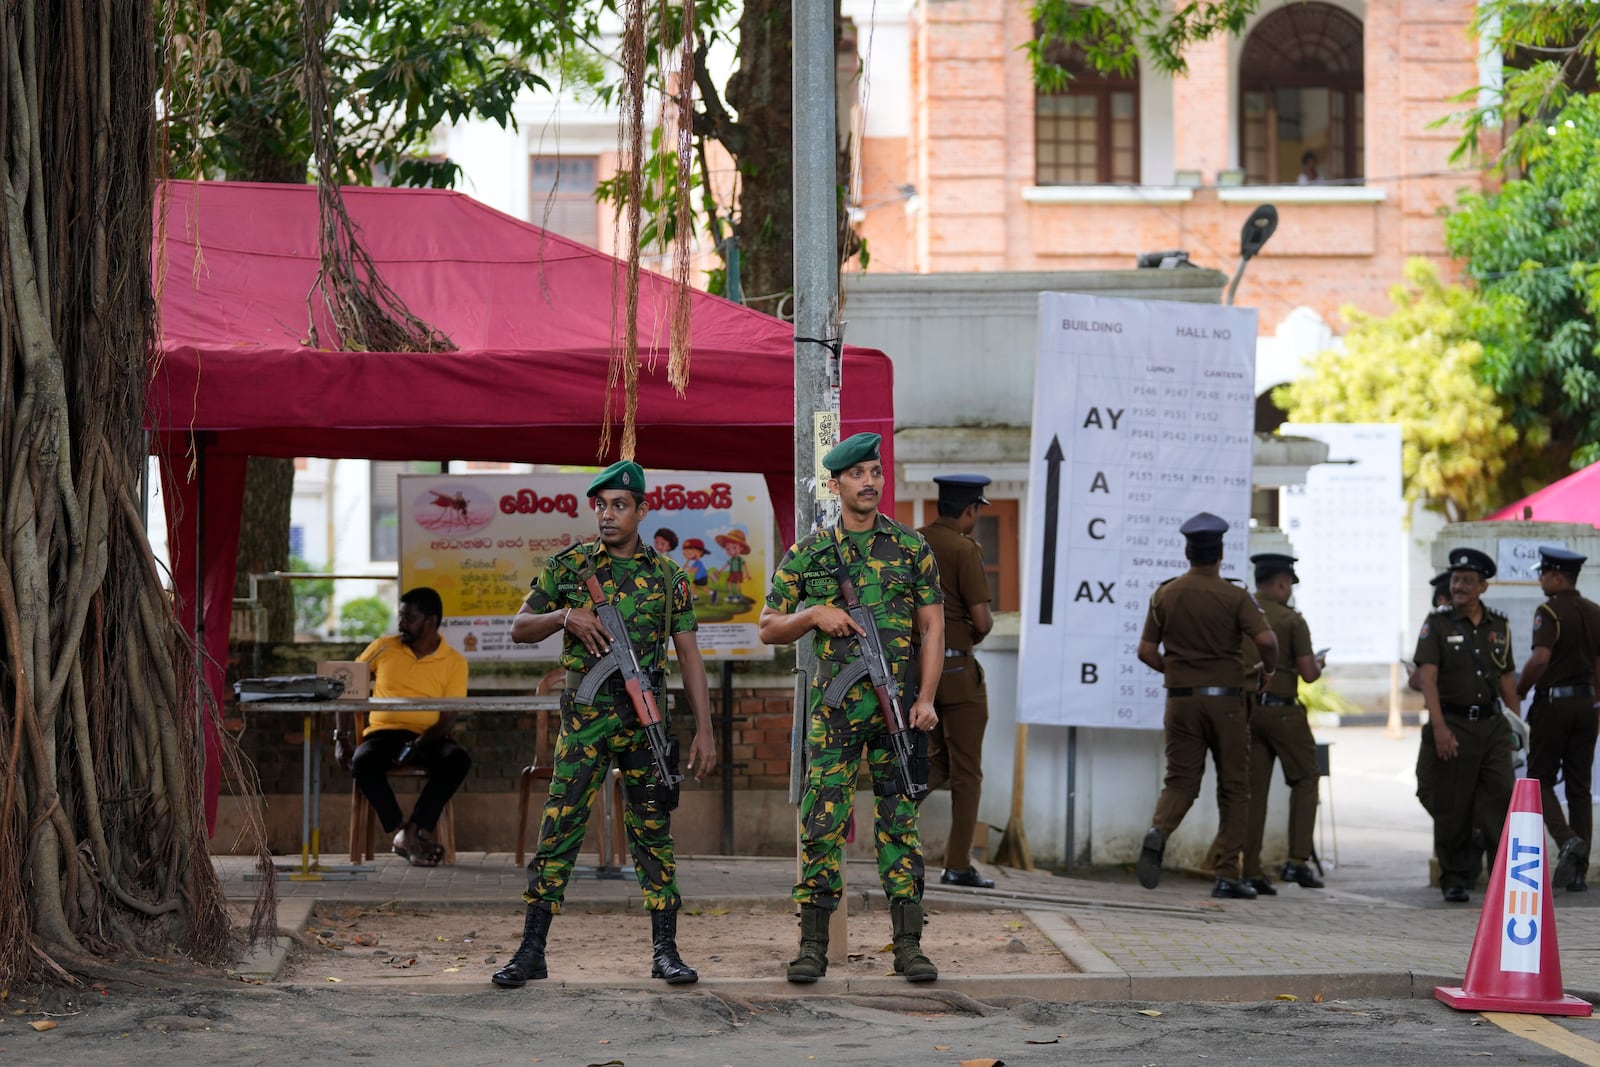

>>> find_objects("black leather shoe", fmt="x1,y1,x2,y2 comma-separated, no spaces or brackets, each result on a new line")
1137,827,1166,889
1570,872,1588,892
1443,885,1470,903
1555,836,1587,890
1243,876,1277,896
1281,861,1325,889
941,867,995,889
1212,878,1258,900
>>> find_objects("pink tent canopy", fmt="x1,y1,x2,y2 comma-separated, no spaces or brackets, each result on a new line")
1487,463,1600,525
146,180,896,828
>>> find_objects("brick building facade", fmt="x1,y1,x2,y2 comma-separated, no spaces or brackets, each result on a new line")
845,0,1489,337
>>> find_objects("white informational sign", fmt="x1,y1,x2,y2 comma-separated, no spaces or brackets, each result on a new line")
398,471,774,661
1497,538,1559,585
1278,423,1404,663
1018,293,1258,729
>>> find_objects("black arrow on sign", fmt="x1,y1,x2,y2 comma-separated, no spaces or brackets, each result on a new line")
1039,435,1064,625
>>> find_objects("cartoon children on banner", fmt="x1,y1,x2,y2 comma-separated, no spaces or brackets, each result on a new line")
715,527,752,604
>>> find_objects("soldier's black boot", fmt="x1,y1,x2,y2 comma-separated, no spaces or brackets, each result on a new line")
491,906,552,988
786,905,830,983
890,899,939,983
649,909,699,984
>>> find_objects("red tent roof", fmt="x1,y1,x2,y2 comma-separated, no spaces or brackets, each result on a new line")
1488,463,1600,525
148,180,893,478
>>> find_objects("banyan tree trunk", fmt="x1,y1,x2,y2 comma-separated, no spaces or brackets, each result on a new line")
0,0,231,986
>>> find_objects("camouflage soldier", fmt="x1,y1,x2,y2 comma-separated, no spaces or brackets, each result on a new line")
759,432,945,983
492,461,716,989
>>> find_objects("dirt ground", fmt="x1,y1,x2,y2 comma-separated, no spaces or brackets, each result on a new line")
281,902,1075,985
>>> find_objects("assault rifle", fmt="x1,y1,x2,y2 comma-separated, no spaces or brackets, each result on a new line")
820,547,927,798
575,571,683,789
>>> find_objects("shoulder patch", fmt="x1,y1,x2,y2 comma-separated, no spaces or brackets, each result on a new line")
1532,611,1543,632
1419,621,1430,639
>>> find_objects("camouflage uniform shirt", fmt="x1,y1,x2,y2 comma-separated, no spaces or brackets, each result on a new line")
525,539,696,691
767,515,942,698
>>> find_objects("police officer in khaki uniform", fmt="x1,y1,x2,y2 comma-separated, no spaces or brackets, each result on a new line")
1135,512,1276,899
1515,546,1600,892
918,474,995,889
1414,547,1518,903
1241,553,1327,895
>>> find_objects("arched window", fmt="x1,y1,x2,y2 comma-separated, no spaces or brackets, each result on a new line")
1035,41,1140,185
1239,3,1363,185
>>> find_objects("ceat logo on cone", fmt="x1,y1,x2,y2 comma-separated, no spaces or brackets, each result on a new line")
1435,779,1592,1016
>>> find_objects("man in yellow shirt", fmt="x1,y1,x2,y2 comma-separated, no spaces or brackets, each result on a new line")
336,586,470,866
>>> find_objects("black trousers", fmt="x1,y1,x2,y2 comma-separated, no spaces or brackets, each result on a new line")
1527,694,1598,850
350,729,471,834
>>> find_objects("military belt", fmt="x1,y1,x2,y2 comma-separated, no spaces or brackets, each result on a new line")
1442,701,1498,720
1167,686,1242,698
1539,683,1596,701
1255,693,1300,708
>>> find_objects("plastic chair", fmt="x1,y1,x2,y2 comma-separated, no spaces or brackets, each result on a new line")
515,669,625,872
347,712,457,865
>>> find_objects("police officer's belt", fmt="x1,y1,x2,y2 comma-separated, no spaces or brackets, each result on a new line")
1167,686,1242,698
1255,693,1300,707
943,648,967,659
1539,683,1596,701
1442,701,1498,720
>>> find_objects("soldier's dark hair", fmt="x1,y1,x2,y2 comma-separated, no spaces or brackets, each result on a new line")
400,586,444,624
1185,544,1223,566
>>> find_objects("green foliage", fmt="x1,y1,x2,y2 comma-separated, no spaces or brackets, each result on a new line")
1273,260,1529,521
289,556,333,637
162,0,599,185
1445,92,1600,471
339,596,390,641
1028,0,1258,91
1298,677,1360,725
1450,1,1600,171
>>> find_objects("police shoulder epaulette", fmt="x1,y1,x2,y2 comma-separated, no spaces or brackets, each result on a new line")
1431,604,1453,615
1486,606,1508,622
1157,576,1178,588
1224,577,1243,585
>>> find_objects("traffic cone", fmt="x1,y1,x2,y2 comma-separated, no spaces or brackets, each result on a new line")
1435,778,1592,1016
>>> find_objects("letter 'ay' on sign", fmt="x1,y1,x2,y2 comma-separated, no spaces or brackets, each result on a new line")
1019,292,1257,730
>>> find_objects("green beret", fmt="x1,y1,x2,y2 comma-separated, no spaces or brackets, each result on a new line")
822,432,881,475
587,460,647,497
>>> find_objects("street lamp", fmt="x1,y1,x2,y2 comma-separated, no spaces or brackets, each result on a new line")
1225,204,1278,305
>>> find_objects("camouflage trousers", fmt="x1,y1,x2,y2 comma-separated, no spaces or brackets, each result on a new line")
794,681,925,910
523,695,680,913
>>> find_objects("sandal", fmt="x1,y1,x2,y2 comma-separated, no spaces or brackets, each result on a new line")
393,827,442,868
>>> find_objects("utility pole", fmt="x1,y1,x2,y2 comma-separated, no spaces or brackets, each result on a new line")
790,0,845,963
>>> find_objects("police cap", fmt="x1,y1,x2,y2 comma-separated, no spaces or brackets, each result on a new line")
1178,511,1229,547
822,432,881,475
588,460,647,498
1250,552,1299,584
1447,546,1496,579
1536,545,1586,575
933,473,991,508
1428,571,1452,594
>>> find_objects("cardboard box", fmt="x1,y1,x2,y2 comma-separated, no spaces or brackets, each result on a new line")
317,660,370,701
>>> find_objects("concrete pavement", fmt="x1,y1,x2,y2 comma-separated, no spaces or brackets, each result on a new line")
218,726,1600,1007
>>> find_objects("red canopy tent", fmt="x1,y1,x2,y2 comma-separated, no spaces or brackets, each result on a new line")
146,180,895,827
1487,463,1600,525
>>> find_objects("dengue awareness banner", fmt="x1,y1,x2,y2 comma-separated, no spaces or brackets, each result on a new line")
398,471,775,661
1018,293,1258,729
